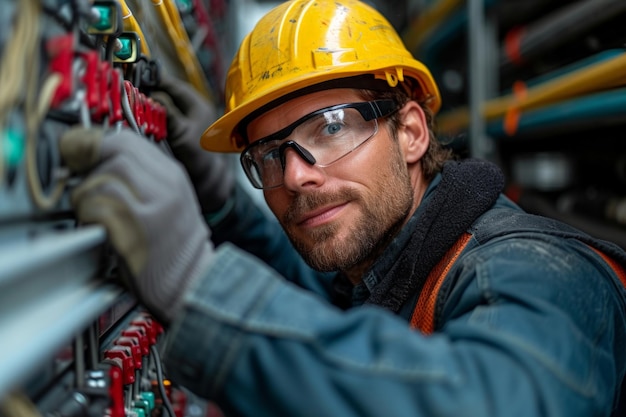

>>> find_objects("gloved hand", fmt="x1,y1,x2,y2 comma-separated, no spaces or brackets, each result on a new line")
59,126,215,324
152,75,235,214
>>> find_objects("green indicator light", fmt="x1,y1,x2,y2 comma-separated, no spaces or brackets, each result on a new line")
92,5,113,31
115,38,133,60
140,392,155,411
176,0,193,12
2,129,25,168
133,399,150,414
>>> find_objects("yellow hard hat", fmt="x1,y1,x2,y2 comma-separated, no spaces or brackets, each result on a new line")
201,0,441,153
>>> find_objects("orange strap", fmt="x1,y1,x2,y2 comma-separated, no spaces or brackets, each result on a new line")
409,236,626,335
589,246,626,289
410,232,472,334
503,80,528,137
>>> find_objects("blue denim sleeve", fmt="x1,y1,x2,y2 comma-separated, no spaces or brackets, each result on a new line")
207,182,335,299
162,239,626,417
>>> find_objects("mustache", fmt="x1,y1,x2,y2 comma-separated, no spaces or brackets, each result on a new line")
283,187,359,224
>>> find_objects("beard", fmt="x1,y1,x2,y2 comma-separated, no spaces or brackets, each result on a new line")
280,145,414,273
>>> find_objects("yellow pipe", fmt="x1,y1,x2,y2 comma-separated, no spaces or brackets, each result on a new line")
437,52,626,135
118,0,151,56
151,0,213,100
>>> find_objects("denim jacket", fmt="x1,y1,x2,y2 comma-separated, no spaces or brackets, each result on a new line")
162,160,626,417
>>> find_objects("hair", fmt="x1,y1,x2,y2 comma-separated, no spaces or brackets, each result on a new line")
358,82,453,181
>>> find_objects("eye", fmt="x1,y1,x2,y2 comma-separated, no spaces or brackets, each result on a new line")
263,146,280,162
324,122,343,135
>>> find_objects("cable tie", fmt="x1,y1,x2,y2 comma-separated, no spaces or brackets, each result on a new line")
504,26,525,67
503,80,527,137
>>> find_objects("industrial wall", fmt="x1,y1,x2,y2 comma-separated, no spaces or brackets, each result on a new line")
404,0,626,248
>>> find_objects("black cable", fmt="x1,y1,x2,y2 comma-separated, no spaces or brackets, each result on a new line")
149,345,177,417
104,35,117,62
41,3,73,32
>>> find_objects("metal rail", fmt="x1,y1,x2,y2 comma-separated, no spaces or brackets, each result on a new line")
0,225,122,398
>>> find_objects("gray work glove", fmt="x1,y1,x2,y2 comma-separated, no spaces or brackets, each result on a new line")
152,76,235,214
59,126,215,325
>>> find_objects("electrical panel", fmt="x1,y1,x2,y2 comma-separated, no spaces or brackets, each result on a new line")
0,1,228,416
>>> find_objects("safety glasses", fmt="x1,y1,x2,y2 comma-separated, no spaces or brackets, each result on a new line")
240,100,399,189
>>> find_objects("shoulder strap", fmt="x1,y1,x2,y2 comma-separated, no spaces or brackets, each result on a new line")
588,246,626,289
409,231,626,415
409,234,626,335
410,232,472,334
585,247,626,417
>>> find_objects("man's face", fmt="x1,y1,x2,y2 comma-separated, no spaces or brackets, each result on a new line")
246,89,417,275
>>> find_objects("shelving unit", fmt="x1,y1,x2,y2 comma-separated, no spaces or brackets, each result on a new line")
403,0,626,248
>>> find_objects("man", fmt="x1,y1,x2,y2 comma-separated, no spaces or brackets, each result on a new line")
59,0,626,415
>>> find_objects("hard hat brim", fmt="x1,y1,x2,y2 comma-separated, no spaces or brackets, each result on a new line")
200,63,440,153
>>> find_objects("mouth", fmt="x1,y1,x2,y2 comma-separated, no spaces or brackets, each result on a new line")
297,202,348,228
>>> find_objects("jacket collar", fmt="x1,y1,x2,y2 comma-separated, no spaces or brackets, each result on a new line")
333,159,505,312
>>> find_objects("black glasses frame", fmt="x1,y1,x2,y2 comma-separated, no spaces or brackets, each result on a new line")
240,99,399,189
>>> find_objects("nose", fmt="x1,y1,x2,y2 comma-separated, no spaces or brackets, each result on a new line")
281,145,326,190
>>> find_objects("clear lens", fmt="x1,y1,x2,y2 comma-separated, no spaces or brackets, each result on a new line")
240,100,396,189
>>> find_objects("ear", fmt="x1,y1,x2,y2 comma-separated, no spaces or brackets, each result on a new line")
397,101,429,164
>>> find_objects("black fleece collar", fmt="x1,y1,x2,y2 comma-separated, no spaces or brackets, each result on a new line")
332,159,505,312
366,158,505,311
